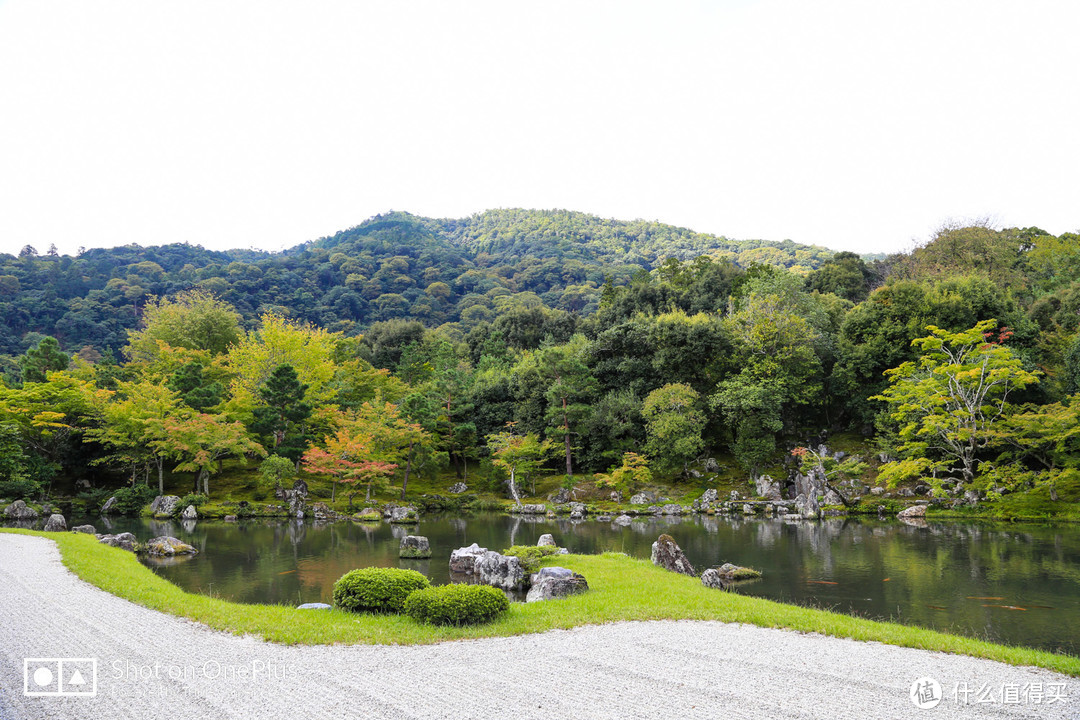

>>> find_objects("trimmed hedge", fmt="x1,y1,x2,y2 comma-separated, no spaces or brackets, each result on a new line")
333,568,431,613
404,584,510,626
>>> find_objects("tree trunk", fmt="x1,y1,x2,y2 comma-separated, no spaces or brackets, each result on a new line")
401,441,414,501
331,479,336,502
157,457,164,496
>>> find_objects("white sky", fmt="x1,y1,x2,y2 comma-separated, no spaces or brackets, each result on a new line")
1,0,1078,258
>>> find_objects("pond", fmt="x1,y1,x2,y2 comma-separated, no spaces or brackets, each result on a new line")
56,513,1080,655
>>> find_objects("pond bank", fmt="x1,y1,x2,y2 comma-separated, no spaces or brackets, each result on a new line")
1,532,1077,719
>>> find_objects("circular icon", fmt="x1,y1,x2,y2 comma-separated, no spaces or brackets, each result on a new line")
910,677,942,709
32,666,54,687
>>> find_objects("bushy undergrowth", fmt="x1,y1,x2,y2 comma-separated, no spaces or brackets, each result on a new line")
333,567,430,613
404,584,510,626
110,485,157,515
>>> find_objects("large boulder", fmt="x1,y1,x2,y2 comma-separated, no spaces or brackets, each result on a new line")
100,496,119,515
613,514,633,526
43,514,67,532
449,543,488,574
71,524,96,534
794,493,821,519
399,535,431,559
755,475,783,501
548,487,572,505
897,505,927,519
629,492,653,505
651,534,695,576
97,532,138,552
473,550,527,591
537,534,556,547
661,504,685,516
700,489,718,504
447,482,468,494
144,535,198,556
180,505,198,520
150,495,181,517
4,500,38,520
526,566,588,602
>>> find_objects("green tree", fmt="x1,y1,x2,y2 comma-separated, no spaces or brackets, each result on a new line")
20,336,70,383
250,364,313,463
167,362,223,412
642,383,705,473
873,321,1040,490
258,454,297,496
486,425,552,500
594,451,651,496
126,290,241,362
538,336,596,478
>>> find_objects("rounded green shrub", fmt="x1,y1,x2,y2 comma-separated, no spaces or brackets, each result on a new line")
404,583,510,626
333,567,431,613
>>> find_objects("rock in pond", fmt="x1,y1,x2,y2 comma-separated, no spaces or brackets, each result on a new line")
150,495,181,517
537,534,556,547
386,506,419,524
100,495,119,514
897,504,927,519
473,550,527,591
449,543,488,574
511,504,547,515
399,535,431,559
97,532,139,552
4,500,39,520
224,515,238,522
144,535,198,556
43,514,67,532
297,603,332,610
702,563,762,589
613,514,633,526
651,534,695,576
526,566,589,602
70,524,96,534
180,504,198,521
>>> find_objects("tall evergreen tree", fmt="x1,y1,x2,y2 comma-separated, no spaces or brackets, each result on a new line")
250,364,313,463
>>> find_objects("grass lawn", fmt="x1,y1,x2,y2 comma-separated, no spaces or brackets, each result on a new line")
2,528,1078,676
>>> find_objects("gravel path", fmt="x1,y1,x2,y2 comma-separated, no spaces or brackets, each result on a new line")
0,533,1077,720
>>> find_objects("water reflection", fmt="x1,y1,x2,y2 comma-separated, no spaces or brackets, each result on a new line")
19,511,1080,655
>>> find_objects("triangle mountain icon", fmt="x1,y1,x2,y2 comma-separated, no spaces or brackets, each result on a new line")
68,669,86,686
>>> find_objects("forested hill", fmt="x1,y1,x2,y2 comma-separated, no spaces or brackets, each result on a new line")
0,209,833,358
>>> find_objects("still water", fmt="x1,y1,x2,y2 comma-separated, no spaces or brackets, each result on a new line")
81,512,1080,655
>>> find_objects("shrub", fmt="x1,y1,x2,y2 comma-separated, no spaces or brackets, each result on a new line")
178,493,208,511
0,477,42,502
333,568,430,613
111,485,158,515
404,584,510,626
502,545,561,574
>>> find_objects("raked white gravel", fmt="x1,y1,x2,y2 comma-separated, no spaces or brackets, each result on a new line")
0,533,1077,720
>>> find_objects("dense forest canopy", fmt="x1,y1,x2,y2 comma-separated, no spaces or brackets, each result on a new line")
0,209,835,360
1,210,1078,510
